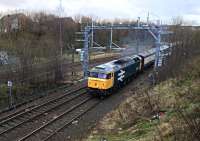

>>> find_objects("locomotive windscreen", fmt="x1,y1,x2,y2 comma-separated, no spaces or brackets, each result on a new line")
89,72,110,79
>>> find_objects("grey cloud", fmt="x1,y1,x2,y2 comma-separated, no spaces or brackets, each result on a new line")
0,0,26,7
0,0,200,24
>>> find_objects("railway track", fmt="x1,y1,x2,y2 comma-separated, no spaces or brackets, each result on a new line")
18,97,99,141
0,55,118,141
0,86,89,141
0,83,74,116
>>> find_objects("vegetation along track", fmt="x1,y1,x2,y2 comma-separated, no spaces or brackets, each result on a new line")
0,85,88,141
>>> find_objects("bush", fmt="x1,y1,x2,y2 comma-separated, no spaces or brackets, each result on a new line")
0,83,32,107
0,84,8,105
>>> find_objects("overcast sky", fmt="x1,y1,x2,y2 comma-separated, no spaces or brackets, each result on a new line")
0,0,200,25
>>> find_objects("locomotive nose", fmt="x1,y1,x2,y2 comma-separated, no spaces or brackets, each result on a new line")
88,80,106,89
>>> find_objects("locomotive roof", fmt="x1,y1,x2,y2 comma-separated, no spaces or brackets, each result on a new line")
90,60,116,73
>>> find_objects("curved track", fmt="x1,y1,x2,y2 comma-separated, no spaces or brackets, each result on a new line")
18,97,99,141
0,55,119,141
0,86,90,141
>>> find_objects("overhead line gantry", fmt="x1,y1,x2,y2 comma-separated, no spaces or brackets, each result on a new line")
80,23,169,79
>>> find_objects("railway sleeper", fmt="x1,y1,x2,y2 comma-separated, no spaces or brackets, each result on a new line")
38,107,53,114
20,115,32,119
0,133,8,139
0,124,8,128
44,128,53,134
17,117,28,121
50,101,59,104
40,130,52,139
32,110,43,116
25,113,36,117
1,124,11,129
0,126,7,132
7,122,18,127
37,108,49,113
30,110,40,115
12,119,22,124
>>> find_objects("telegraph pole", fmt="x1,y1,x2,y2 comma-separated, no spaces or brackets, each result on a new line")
59,0,63,57
58,0,64,80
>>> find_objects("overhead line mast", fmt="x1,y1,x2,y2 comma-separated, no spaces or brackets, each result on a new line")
59,0,63,57
57,0,64,80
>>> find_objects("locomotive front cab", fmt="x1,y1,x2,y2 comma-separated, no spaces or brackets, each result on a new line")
88,71,114,90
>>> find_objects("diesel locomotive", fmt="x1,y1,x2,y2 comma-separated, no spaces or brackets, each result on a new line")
87,47,168,96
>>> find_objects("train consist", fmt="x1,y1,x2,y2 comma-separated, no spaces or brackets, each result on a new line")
87,46,170,96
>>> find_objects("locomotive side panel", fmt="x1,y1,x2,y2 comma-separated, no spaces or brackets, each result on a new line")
113,61,141,88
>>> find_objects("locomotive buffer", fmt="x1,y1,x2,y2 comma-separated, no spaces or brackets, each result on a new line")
118,70,125,82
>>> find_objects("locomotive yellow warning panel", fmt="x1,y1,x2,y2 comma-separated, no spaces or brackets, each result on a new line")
88,72,114,90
